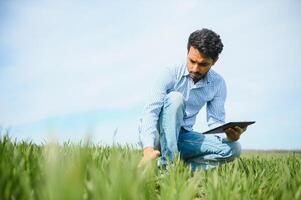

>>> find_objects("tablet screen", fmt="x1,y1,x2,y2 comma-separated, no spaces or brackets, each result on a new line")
202,121,255,134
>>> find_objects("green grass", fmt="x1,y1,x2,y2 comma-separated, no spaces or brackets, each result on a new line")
0,134,300,200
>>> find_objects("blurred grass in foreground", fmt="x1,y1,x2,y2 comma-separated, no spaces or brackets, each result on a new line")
0,134,300,200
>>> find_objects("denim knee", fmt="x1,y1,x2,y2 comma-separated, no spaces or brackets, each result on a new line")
230,141,242,158
164,91,185,108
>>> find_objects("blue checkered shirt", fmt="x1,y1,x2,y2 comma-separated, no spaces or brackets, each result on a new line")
139,63,227,148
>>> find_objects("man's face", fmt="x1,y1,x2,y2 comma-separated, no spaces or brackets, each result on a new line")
187,46,216,83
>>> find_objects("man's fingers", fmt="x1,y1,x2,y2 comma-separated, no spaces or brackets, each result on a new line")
229,133,239,140
230,133,239,141
138,150,160,168
233,126,247,134
154,150,160,157
144,150,160,160
225,127,240,141
225,127,236,135
233,126,243,132
151,150,160,159
225,125,248,142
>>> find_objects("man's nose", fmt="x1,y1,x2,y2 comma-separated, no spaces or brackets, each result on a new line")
191,63,199,72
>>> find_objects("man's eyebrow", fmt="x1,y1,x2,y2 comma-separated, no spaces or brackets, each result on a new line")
198,61,209,65
189,58,209,65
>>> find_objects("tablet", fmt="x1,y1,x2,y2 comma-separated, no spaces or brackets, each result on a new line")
202,121,256,134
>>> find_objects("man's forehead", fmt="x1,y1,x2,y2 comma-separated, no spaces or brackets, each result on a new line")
188,49,212,63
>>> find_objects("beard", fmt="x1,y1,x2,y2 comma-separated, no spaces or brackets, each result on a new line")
189,72,206,82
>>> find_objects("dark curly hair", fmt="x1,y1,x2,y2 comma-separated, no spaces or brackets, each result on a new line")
187,28,223,60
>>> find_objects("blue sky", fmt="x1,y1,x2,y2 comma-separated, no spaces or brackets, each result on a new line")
1,0,301,149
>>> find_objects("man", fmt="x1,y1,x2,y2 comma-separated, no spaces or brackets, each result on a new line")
139,28,247,170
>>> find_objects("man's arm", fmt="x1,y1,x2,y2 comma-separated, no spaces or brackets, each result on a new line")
139,67,175,149
138,67,175,166
206,78,246,141
206,77,227,129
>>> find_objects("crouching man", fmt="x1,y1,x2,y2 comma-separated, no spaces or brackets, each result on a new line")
139,28,246,170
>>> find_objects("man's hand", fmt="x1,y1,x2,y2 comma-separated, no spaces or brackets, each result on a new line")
138,147,160,167
224,126,247,142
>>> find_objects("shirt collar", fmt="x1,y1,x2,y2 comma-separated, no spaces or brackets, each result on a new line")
184,63,190,76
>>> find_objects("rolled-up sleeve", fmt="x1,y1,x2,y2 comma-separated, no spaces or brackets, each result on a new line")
139,67,174,149
206,78,227,129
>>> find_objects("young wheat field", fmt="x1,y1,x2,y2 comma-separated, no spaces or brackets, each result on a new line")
0,134,300,200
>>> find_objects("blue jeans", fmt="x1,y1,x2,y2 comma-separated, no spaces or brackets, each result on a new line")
157,91,241,171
